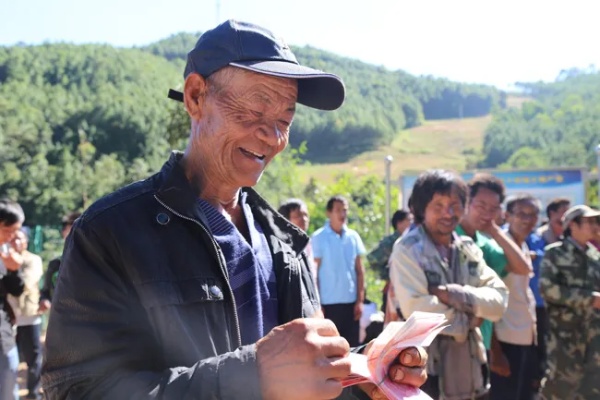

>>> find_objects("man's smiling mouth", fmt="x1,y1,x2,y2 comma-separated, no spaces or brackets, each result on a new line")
240,148,266,160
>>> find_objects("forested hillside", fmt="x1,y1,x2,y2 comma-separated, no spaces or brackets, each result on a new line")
0,44,181,224
0,35,502,224
481,67,600,170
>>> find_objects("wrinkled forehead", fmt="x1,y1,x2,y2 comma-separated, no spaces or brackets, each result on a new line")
214,67,298,102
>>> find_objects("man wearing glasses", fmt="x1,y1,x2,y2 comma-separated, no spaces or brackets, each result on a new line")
455,174,532,391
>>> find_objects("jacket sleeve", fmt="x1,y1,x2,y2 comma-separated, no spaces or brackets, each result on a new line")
389,243,464,339
42,219,263,400
539,248,594,309
461,255,509,322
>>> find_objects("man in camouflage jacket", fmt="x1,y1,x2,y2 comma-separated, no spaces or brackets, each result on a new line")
540,205,600,400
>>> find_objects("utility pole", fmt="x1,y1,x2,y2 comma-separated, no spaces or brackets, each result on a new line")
595,144,600,204
385,155,393,234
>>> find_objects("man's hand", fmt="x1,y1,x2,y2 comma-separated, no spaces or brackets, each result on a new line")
0,246,23,272
490,350,511,377
354,301,363,321
428,285,449,305
39,299,51,313
359,345,428,399
256,318,351,400
479,219,499,238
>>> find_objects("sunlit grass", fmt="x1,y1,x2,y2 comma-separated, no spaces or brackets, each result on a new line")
297,115,492,184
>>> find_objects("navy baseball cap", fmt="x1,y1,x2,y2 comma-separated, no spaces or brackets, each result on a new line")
167,20,345,111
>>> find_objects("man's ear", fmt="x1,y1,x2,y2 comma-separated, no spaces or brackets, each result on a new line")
184,73,208,120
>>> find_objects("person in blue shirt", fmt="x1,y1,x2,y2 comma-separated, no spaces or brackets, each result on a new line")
312,195,366,347
526,230,547,394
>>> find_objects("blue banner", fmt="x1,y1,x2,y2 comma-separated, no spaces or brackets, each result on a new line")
400,169,586,211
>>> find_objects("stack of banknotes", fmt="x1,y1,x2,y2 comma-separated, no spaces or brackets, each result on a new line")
342,311,447,399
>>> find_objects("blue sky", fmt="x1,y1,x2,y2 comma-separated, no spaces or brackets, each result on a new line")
2,0,599,90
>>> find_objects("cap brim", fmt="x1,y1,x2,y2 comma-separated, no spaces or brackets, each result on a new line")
230,60,345,111
583,210,600,218
167,61,345,111
562,208,600,230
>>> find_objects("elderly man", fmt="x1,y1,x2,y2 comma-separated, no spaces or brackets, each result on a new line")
42,20,426,400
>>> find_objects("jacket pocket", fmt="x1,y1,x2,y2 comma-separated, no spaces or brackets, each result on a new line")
134,277,233,362
135,277,225,309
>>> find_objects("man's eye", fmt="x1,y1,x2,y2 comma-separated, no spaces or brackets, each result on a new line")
278,120,291,127
251,110,263,118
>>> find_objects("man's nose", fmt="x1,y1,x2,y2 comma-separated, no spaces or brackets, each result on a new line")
257,122,282,146
441,206,455,218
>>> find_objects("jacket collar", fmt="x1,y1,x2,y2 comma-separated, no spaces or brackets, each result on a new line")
154,151,309,256
244,188,309,256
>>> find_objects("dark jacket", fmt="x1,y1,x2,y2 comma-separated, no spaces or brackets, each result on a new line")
43,152,367,400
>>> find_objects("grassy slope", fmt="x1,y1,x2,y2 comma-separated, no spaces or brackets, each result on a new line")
297,115,492,184
296,95,530,185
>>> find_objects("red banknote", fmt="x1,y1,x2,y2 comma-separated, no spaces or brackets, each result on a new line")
342,312,447,399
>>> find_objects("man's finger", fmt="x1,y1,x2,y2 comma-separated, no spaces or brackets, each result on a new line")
318,356,352,380
398,346,428,367
490,365,511,377
389,365,428,388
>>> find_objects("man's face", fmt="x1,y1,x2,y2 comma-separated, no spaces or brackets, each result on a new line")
506,201,539,239
423,192,464,238
327,201,348,231
62,223,73,240
0,222,22,244
550,204,570,226
465,187,502,231
10,230,27,253
396,215,412,234
193,69,297,188
289,205,310,232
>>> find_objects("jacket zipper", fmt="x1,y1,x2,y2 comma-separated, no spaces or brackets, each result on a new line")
154,195,242,348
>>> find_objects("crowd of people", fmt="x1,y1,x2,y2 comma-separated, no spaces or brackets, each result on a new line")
373,171,599,400
278,169,600,400
0,18,598,400
0,200,80,399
